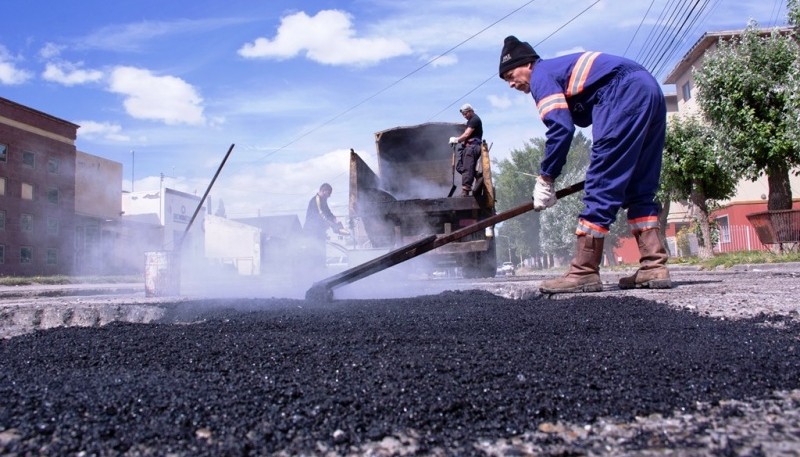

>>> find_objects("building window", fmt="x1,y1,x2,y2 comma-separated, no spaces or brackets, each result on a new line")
20,213,32,232
22,151,35,168
46,248,57,265
0,176,5,196
0,245,4,264
47,217,58,235
48,158,60,174
21,182,33,200
0,210,5,230
47,188,59,204
20,246,32,264
0,143,6,162
716,215,730,243
682,81,692,101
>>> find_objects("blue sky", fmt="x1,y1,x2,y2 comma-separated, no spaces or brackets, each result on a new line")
0,0,789,222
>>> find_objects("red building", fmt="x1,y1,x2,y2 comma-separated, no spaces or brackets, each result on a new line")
0,97,79,275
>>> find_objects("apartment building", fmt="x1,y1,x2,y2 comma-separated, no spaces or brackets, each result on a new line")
0,97,78,275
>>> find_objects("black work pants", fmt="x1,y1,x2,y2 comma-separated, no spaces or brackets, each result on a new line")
456,141,481,188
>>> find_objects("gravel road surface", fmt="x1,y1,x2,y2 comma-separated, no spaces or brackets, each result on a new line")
1,264,799,456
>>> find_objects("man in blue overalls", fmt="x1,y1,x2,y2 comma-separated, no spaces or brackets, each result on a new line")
498,35,672,294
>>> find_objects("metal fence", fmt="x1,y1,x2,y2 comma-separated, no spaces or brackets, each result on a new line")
666,224,772,257
715,224,770,253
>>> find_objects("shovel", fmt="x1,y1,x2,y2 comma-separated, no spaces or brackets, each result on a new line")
306,180,585,301
447,144,457,197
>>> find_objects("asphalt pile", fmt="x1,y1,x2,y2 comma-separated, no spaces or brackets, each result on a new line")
1,290,799,455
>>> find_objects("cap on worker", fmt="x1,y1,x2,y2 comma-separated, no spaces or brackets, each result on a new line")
459,103,473,113
498,35,539,79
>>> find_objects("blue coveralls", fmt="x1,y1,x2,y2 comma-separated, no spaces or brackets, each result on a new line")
530,52,666,237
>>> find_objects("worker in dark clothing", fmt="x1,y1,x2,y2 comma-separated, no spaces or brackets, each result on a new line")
303,183,348,274
448,103,483,197
498,35,672,294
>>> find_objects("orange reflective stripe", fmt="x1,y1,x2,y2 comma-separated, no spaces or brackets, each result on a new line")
537,93,568,119
567,52,601,97
576,218,609,238
627,216,659,234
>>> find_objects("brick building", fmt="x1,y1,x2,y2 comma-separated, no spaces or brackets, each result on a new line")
0,97,79,275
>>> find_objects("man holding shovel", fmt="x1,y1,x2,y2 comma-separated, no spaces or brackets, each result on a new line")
498,35,671,294
448,103,483,197
303,183,349,276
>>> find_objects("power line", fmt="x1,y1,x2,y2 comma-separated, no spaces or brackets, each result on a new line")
635,0,680,65
624,0,657,57
770,0,786,25
650,0,721,81
250,0,542,164
650,0,710,79
639,0,692,71
427,0,603,121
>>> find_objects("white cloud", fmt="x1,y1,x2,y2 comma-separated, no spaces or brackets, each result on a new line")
211,148,357,220
78,18,252,52
42,62,104,86
238,10,412,66
554,46,586,57
0,45,33,85
38,43,64,60
108,66,205,125
425,53,458,68
76,120,131,142
487,94,513,110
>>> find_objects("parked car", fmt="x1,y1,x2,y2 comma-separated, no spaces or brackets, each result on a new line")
497,261,515,276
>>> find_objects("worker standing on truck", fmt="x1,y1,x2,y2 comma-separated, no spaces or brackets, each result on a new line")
449,103,483,197
497,35,672,294
303,183,349,274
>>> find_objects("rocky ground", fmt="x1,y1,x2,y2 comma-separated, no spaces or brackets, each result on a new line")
1,264,799,456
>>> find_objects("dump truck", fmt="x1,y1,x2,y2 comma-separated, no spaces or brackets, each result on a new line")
348,122,497,278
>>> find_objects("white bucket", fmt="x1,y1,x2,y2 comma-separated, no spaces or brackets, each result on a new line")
144,251,181,297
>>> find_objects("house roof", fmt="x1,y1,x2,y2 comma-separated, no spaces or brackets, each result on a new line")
662,26,795,85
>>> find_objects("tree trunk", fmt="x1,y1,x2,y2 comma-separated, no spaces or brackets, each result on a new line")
690,184,713,259
766,163,793,210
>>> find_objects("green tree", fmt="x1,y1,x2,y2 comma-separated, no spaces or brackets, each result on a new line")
790,0,800,26
693,23,800,210
493,138,546,267
662,116,737,258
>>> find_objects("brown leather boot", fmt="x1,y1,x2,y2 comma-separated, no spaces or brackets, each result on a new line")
540,235,604,294
619,228,672,289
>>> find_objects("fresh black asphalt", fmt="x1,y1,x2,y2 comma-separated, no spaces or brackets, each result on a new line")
1,290,799,455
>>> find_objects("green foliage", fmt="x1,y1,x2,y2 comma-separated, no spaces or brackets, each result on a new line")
693,24,800,194
789,0,800,26
662,115,737,202
671,249,800,269
675,225,694,257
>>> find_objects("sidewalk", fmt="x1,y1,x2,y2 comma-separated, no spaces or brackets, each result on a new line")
0,282,144,299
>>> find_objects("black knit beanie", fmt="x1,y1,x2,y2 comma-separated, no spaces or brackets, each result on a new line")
498,35,539,79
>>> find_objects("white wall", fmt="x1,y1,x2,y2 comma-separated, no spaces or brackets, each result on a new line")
204,215,261,275
121,187,205,254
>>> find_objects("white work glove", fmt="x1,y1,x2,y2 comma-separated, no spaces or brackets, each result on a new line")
532,176,557,211
448,136,459,145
